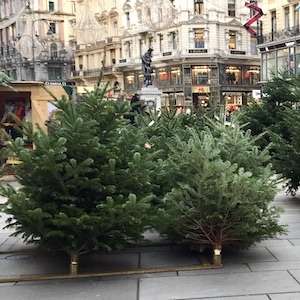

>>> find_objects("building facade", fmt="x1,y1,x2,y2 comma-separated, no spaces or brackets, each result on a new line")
73,0,123,95
0,0,76,82
74,0,261,109
258,0,300,81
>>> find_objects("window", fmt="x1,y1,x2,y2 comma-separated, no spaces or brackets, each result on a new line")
192,66,210,85
262,53,267,81
113,21,118,36
267,51,277,79
170,67,182,85
294,4,299,28
228,30,236,49
125,73,136,90
271,10,277,37
224,66,242,85
125,12,130,27
48,67,62,80
158,8,163,23
49,1,54,12
277,48,289,73
158,34,163,52
243,66,260,85
139,39,143,56
125,41,131,58
169,32,177,50
228,0,236,17
194,28,205,48
50,43,58,58
49,22,56,34
250,37,257,55
158,68,170,87
149,36,153,48
194,0,204,15
284,7,290,30
137,9,142,23
110,49,116,65
146,7,151,21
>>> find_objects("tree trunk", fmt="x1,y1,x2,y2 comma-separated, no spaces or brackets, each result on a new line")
70,254,79,275
213,245,222,266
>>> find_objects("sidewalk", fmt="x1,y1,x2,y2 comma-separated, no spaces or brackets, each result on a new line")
1,189,300,299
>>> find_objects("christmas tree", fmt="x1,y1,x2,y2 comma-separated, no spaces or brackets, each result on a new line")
157,122,285,263
1,88,153,274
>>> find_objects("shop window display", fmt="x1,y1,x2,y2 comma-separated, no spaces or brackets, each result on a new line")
170,67,182,85
125,73,136,90
267,51,277,79
243,66,260,85
0,99,31,141
277,48,289,73
192,66,210,85
158,68,170,87
224,66,242,85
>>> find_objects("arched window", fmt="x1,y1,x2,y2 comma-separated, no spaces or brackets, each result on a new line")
50,43,58,58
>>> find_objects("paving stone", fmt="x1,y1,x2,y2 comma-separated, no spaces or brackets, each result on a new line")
139,271,300,300
287,270,300,284
249,261,300,272
255,239,293,248
270,293,300,299
267,246,300,261
3,278,138,300
283,224,300,239
140,250,200,268
280,214,300,224
223,247,277,264
0,253,69,277
79,252,139,273
193,296,268,300
288,239,300,246
178,263,250,276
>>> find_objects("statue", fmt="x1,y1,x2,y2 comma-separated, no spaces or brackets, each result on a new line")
141,48,153,87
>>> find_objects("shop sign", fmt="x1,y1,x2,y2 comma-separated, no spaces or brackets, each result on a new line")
192,86,210,93
230,50,246,55
189,49,208,54
44,81,75,87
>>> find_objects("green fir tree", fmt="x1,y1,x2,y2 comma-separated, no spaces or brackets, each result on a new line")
1,88,154,273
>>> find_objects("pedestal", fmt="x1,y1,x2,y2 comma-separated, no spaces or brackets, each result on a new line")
139,85,162,112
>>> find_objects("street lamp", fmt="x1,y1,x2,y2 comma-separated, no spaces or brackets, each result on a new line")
22,1,56,81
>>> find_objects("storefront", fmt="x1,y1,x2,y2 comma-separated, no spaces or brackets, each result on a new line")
192,85,210,108
260,43,300,81
0,82,69,137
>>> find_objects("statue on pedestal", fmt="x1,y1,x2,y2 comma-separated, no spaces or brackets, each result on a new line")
141,48,153,87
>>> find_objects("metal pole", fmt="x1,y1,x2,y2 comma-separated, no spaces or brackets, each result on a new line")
31,9,36,81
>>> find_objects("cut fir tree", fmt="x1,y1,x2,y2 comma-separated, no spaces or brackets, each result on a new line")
157,124,285,264
0,88,154,274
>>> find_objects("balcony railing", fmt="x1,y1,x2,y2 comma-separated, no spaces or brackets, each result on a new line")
258,25,300,44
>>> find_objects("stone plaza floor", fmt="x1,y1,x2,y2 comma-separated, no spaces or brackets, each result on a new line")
1,186,300,299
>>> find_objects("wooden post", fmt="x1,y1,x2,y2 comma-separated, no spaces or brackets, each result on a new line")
70,254,79,275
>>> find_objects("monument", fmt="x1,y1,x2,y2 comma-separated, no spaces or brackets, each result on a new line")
139,48,162,112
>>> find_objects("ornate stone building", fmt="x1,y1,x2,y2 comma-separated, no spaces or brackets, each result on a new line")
73,0,123,95
74,0,261,108
258,0,300,81
0,0,76,81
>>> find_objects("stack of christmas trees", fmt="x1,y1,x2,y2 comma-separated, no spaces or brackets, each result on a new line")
0,86,285,273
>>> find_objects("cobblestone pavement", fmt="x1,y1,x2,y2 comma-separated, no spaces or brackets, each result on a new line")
1,187,300,299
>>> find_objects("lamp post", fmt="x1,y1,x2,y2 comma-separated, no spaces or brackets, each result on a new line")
24,1,56,81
